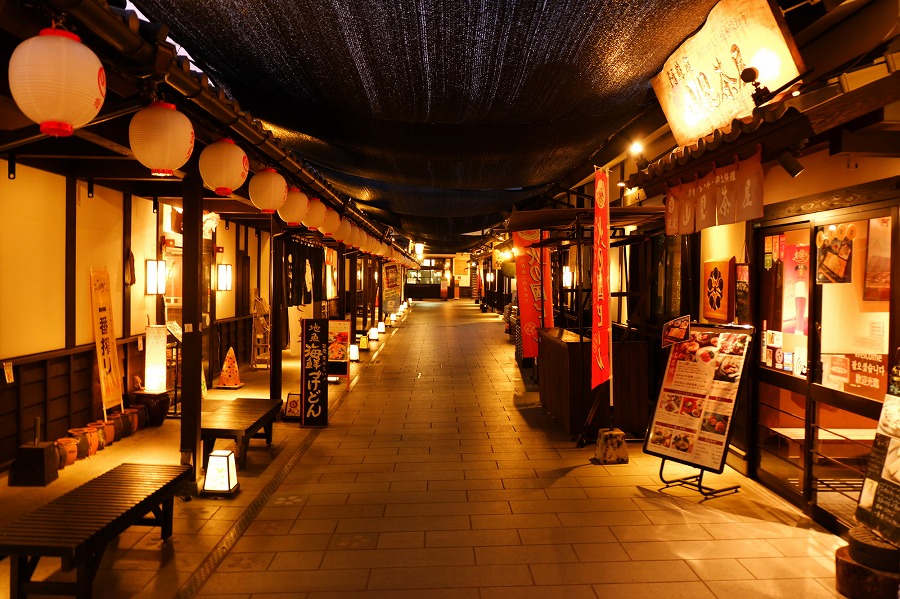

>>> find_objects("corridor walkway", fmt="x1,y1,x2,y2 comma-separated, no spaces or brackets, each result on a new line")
196,300,845,599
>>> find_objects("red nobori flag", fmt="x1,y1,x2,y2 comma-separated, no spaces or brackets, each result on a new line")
513,229,552,358
592,170,611,388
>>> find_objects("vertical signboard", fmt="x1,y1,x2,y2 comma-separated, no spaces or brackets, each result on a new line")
513,229,553,359
592,170,611,388
383,263,401,313
644,324,754,473
327,319,351,390
856,395,900,545
301,318,328,426
90,269,123,411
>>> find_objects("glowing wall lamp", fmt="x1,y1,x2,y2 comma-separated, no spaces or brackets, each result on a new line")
349,344,360,362
217,263,233,291
144,325,168,393
202,449,239,496
562,266,573,289
146,259,166,295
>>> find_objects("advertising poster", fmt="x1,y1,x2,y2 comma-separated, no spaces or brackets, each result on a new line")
326,319,351,382
300,318,328,426
644,324,754,473
90,269,124,411
856,394,900,545
383,264,401,313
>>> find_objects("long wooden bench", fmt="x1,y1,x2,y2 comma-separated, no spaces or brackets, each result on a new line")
0,462,192,599
201,397,283,470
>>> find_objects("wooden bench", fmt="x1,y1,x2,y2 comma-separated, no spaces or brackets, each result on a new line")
201,397,283,470
0,462,191,599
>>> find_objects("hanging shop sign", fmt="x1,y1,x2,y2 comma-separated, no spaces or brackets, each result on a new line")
665,146,764,235
513,229,553,359
383,263,401,314
592,170,611,387
651,0,803,147
644,324,754,473
90,268,124,412
702,257,736,323
856,394,900,545
300,318,328,426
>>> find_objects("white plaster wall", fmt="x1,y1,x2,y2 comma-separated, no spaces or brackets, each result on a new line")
0,160,66,358
131,195,160,332
215,221,236,319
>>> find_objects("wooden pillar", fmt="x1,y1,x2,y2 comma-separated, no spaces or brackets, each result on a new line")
180,172,204,480
348,251,358,339
269,217,284,401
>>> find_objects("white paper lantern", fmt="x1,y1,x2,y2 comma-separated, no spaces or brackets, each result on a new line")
302,197,327,230
278,187,309,226
129,101,194,176
334,218,353,242
249,168,287,213
8,28,106,137
319,208,341,236
144,325,168,393
199,138,248,196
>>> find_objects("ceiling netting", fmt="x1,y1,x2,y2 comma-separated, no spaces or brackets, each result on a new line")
133,0,719,250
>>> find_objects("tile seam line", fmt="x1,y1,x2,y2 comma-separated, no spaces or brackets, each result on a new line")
175,315,395,598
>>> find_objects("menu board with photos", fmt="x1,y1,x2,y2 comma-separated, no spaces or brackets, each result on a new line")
856,394,900,545
644,324,754,473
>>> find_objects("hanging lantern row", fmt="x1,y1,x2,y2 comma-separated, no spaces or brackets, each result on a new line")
200,138,249,196
129,101,194,176
248,168,287,213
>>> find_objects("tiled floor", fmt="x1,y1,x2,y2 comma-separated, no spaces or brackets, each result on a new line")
0,300,848,598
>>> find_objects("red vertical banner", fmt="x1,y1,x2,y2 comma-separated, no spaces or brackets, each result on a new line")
592,171,611,388
513,229,552,358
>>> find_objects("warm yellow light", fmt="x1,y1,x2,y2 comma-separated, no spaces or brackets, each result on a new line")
217,263,232,291
349,344,360,361
629,141,643,156
146,259,166,295
377,321,386,333
368,327,378,341
562,266,573,289
202,449,239,495
144,325,168,393
414,242,424,255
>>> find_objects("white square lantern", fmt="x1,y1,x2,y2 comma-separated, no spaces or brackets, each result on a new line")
144,325,168,393
202,449,240,496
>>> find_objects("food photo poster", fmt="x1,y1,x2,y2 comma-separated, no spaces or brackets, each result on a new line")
644,324,754,473
856,394,900,545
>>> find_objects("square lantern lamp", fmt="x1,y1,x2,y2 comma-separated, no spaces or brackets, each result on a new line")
217,263,233,291
202,449,239,496
390,313,397,327
358,333,370,350
144,325,168,393
146,259,166,295
368,327,378,341
377,321,386,334
349,344,360,361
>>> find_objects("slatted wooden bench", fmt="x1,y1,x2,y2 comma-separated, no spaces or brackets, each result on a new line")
0,462,192,599
201,397,283,470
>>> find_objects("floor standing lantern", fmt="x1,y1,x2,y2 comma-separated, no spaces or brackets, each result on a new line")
377,321,386,334
144,325,168,393
368,327,378,342
202,449,239,496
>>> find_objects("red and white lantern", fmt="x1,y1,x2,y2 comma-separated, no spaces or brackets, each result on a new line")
129,102,194,176
200,138,248,196
302,198,327,230
278,187,309,226
8,28,106,137
249,168,287,213
319,208,341,236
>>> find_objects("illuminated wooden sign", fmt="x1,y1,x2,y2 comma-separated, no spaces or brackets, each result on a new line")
651,0,803,147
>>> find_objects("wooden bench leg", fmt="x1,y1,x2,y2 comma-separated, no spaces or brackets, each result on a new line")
10,555,37,599
264,421,274,445
235,434,248,469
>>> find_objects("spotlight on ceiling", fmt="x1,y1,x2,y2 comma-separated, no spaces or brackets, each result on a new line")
776,150,805,178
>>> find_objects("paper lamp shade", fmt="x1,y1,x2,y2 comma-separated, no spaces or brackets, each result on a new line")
302,198,327,230
368,327,379,341
414,242,424,255
334,218,353,242
200,138,249,196
278,187,309,226
144,325,168,393
202,449,239,495
8,29,106,137
249,168,287,213
348,344,360,361
319,208,341,236
129,102,195,176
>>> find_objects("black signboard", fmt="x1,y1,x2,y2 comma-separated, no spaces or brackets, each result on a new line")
855,394,900,545
301,318,328,426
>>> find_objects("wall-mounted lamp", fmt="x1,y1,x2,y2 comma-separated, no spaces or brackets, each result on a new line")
145,260,166,295
414,242,424,255
629,141,649,170
8,153,15,180
86,178,94,198
562,266,573,289
217,264,233,291
202,449,239,496
152,197,159,214
776,150,805,178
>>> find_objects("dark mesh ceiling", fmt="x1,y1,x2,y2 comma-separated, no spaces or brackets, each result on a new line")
133,0,720,252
